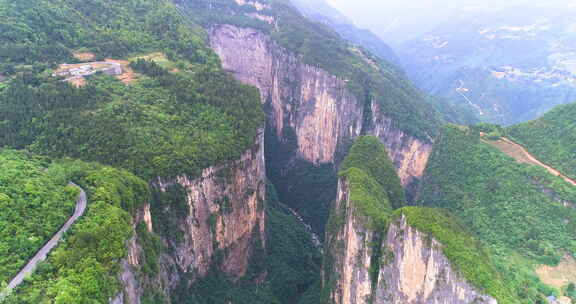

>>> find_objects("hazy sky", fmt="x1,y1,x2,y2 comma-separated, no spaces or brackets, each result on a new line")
325,0,576,44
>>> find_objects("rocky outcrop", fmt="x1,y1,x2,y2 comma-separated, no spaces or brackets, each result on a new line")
155,128,266,292
114,130,266,303
374,215,497,304
208,24,431,195
326,181,496,304
209,25,364,166
326,178,377,304
114,203,154,304
369,107,432,187
209,24,432,236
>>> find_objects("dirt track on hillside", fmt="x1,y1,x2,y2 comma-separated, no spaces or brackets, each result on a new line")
485,137,576,186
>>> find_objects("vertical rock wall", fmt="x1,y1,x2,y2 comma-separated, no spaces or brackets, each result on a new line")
374,215,497,304
208,25,431,193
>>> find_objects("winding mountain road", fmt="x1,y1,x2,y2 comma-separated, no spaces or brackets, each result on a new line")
0,183,87,300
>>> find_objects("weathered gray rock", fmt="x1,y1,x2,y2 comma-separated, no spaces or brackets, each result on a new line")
115,129,266,304
208,24,431,188
326,178,376,304
375,215,497,304
326,178,497,304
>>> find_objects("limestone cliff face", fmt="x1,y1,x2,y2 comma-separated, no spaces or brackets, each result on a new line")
326,181,496,304
374,215,497,304
113,203,153,304
209,25,363,166
208,24,430,189
369,106,432,187
326,178,376,304
156,128,266,290
115,130,266,303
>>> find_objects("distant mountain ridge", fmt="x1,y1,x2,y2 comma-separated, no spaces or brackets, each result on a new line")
290,0,401,67
398,5,576,125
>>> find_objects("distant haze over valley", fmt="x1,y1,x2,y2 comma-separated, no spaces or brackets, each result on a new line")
326,0,576,45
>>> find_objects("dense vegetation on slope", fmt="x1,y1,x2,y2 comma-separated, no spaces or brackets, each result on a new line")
4,160,149,304
323,137,400,301
508,103,576,180
0,0,264,180
397,207,518,304
0,150,78,284
0,0,266,302
0,0,208,69
183,0,443,141
419,125,576,302
0,63,263,180
340,136,405,209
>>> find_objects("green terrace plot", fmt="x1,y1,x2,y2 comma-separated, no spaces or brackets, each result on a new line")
0,150,78,284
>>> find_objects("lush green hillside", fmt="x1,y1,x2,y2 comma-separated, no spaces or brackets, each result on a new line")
0,0,207,69
4,159,149,304
419,125,576,302
0,0,266,302
340,136,405,209
0,63,263,180
0,0,264,180
508,103,576,180
0,150,78,284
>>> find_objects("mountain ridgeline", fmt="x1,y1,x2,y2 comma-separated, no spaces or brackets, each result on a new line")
398,5,576,125
0,0,575,303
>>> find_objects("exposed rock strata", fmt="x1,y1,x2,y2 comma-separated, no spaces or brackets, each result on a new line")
209,24,431,191
156,128,266,289
117,130,266,303
375,215,497,304
326,179,497,304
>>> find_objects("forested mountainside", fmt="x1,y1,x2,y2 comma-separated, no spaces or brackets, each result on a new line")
0,0,270,302
182,0,446,237
419,124,576,303
323,137,514,304
0,150,149,303
0,0,264,180
398,5,576,125
0,151,78,284
2,0,576,303
508,103,576,180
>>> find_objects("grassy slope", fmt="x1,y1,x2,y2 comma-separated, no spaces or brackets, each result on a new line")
508,102,576,180
420,125,576,302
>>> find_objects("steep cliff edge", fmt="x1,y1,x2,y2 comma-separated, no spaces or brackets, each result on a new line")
209,24,432,186
375,214,497,304
208,23,433,232
123,130,266,303
323,137,515,304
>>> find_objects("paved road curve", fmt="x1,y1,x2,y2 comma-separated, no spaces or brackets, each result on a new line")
0,183,87,300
